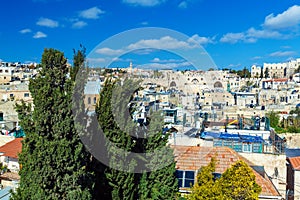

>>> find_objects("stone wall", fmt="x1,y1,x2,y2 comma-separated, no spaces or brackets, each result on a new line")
239,152,286,197
281,133,300,148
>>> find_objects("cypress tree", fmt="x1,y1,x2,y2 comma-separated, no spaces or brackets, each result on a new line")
138,111,178,200
12,48,93,199
96,78,178,199
96,79,136,200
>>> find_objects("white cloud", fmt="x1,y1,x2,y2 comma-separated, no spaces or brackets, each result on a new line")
220,33,245,44
151,58,185,63
72,21,87,29
33,31,47,39
87,58,106,63
123,0,166,7
251,56,263,60
188,34,215,45
20,29,32,34
79,7,105,19
178,1,187,9
36,17,59,28
264,5,300,30
247,27,282,39
137,61,191,70
96,48,124,56
141,21,149,25
220,27,284,44
93,34,214,58
269,51,297,57
152,58,160,62
127,36,194,50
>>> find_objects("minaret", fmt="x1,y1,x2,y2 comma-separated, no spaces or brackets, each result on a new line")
129,62,133,74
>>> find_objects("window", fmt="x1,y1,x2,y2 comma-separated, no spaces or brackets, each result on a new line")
176,170,195,188
243,143,252,152
88,97,91,104
93,97,97,104
5,70,8,73
24,93,29,97
9,94,14,97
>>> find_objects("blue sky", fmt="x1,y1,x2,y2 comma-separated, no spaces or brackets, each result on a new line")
1,0,300,70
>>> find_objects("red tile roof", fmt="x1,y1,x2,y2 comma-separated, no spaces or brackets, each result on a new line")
171,145,281,197
0,172,20,180
0,138,23,159
287,157,300,170
263,78,288,83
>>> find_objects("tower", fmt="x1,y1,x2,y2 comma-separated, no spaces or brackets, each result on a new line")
129,61,133,74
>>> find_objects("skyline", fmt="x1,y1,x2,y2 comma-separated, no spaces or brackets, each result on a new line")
1,0,300,70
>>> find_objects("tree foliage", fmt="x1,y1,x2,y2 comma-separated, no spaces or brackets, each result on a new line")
189,159,261,200
266,111,280,128
264,67,269,78
188,157,221,200
230,68,251,78
70,45,86,82
219,161,261,200
12,48,93,200
96,78,178,200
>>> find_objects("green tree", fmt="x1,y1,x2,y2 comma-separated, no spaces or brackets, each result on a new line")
96,78,178,200
96,79,136,200
138,111,178,200
189,160,261,200
290,107,300,116
188,157,221,200
266,111,280,128
264,67,269,78
70,45,86,82
260,67,264,79
219,160,261,200
12,48,93,199
238,67,251,78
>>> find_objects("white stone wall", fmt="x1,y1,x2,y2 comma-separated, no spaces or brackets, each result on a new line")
239,152,286,197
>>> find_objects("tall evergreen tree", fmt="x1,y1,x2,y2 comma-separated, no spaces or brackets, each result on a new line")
96,78,178,199
12,48,93,199
264,67,269,78
70,44,86,82
96,79,136,200
138,111,178,200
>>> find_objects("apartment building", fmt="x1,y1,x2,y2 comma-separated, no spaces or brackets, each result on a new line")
251,59,300,78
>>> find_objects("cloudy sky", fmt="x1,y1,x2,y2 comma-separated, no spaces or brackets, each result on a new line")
1,0,300,70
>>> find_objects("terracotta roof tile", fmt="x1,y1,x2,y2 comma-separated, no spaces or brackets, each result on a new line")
263,78,288,82
0,138,23,159
171,145,281,197
287,156,300,170
0,172,20,180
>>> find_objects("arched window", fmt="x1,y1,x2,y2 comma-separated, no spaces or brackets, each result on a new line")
88,97,91,104
214,81,223,88
170,81,176,87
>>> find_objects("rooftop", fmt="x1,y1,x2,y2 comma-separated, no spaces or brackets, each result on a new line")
172,145,281,197
287,156,300,171
0,138,22,159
